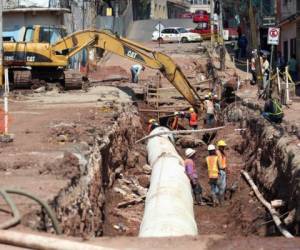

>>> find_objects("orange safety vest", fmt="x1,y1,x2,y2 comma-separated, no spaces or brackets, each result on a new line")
217,150,227,170
147,124,152,133
206,155,219,179
189,112,198,126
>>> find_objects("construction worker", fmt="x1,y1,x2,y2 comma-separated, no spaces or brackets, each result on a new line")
204,95,215,127
171,111,180,130
216,140,228,205
212,94,221,112
147,118,159,133
262,98,284,123
206,144,220,207
130,64,145,83
184,148,204,205
186,107,198,130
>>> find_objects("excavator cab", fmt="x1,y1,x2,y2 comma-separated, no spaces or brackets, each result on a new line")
21,25,67,44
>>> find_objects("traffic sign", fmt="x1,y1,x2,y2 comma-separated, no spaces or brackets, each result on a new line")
267,27,280,45
155,23,165,31
262,16,276,27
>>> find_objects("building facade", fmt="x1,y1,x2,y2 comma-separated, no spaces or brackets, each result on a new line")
150,0,189,19
189,0,210,14
278,0,300,79
3,0,70,41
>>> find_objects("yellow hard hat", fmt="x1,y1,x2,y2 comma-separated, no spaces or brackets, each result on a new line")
189,107,194,113
148,118,156,124
217,140,227,147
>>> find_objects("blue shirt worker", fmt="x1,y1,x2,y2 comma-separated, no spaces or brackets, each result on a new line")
130,64,145,83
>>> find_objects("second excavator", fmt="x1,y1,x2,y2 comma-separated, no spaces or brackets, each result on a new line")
3,26,201,108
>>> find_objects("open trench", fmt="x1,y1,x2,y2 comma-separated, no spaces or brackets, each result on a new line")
13,92,300,240
9,48,299,239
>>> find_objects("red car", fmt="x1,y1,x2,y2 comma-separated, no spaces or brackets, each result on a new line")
193,10,209,23
190,23,217,40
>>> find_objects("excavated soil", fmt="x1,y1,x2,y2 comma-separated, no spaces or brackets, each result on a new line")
1,41,300,250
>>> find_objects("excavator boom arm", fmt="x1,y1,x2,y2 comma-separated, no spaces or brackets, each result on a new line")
53,30,200,107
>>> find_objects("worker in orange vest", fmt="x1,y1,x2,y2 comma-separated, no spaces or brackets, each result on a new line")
216,140,228,204
147,118,159,133
206,144,221,207
185,107,198,130
171,112,180,130
184,148,204,205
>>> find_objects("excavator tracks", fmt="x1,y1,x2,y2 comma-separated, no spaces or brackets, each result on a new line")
12,70,32,88
64,70,83,90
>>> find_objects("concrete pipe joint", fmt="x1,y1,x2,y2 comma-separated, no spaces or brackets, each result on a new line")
139,127,198,237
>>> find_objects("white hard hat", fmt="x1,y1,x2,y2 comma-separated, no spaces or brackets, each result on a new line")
185,148,196,158
208,144,216,151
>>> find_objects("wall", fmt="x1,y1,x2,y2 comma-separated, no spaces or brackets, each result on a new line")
95,0,133,37
190,4,210,13
281,0,297,20
150,0,168,19
3,11,64,41
280,22,296,62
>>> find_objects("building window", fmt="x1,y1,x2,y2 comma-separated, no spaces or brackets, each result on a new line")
290,38,296,58
284,40,288,63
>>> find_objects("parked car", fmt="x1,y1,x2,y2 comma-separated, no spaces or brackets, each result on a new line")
193,10,209,23
152,27,202,43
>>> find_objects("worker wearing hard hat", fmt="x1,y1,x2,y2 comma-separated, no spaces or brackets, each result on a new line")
204,95,215,127
212,94,221,112
147,118,159,133
182,107,198,130
184,148,204,205
206,144,221,207
216,140,228,205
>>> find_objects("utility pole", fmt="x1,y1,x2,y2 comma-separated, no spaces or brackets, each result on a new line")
210,0,214,46
219,0,225,70
248,0,263,90
0,0,3,87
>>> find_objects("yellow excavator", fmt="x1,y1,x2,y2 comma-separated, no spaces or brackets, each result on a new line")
3,25,200,107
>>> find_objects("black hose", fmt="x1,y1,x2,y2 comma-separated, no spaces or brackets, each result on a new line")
0,189,21,229
4,189,62,235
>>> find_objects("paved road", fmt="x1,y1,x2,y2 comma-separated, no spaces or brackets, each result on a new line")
128,19,195,41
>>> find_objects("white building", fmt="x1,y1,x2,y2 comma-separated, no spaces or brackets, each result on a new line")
189,0,210,14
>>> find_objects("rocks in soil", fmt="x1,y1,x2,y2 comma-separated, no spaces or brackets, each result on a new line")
126,151,140,169
34,86,46,93
138,175,150,188
49,122,79,143
0,134,14,143
142,164,152,175
227,107,244,122
39,151,81,179
176,135,205,148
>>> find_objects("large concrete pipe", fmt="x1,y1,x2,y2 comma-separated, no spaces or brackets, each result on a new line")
139,127,198,237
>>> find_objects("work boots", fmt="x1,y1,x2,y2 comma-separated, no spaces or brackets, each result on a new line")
212,194,219,207
218,194,225,207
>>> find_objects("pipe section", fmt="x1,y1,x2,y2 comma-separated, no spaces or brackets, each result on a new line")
139,127,198,237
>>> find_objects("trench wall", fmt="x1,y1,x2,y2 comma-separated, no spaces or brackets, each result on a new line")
234,99,300,232
47,105,143,237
